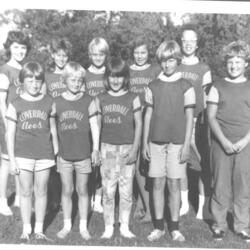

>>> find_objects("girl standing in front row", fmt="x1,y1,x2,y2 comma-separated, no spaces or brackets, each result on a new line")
55,62,100,240
6,62,58,242
96,57,142,239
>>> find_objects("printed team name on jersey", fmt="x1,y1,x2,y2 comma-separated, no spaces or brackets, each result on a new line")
181,71,199,82
59,110,84,131
130,77,152,86
103,104,129,124
19,109,48,130
86,80,105,97
48,79,66,98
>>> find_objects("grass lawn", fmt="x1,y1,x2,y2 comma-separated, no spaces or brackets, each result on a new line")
0,171,250,249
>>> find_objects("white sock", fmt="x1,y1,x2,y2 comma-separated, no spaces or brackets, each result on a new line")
64,219,72,231
79,219,87,232
181,190,189,207
23,223,32,234
0,198,8,206
197,195,205,212
34,222,43,234
94,195,102,206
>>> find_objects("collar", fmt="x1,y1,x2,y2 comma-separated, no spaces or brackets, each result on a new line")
158,71,182,82
88,65,106,74
130,63,151,71
181,56,199,65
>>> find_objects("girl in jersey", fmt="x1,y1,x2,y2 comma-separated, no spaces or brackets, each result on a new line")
86,37,109,213
129,36,160,223
6,62,58,242
178,25,212,219
55,62,100,240
143,40,195,242
0,30,31,216
45,37,72,212
96,57,142,239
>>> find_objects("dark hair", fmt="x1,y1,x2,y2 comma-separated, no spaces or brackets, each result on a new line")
104,57,130,90
131,36,151,62
3,30,31,59
19,61,45,83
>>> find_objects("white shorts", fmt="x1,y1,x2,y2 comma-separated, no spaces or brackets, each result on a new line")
15,157,55,172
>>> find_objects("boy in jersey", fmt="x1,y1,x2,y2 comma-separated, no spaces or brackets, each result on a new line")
207,41,250,242
143,40,195,242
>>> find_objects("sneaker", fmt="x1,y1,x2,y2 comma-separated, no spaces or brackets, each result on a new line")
35,232,54,243
213,229,225,241
120,225,135,238
147,229,165,241
196,212,203,220
14,197,20,207
80,230,91,240
0,205,13,216
20,233,30,243
236,231,250,243
171,230,185,242
57,228,70,239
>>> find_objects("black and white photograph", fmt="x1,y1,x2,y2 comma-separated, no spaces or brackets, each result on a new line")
1,0,250,249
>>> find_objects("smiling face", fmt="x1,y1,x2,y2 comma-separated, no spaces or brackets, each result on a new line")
226,56,248,80
89,46,106,68
23,75,43,97
66,73,84,94
161,57,178,76
10,42,28,63
181,30,198,57
52,49,69,70
108,76,125,93
133,44,149,66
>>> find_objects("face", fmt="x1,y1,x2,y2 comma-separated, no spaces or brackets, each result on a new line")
52,49,69,69
10,42,27,62
161,58,178,76
89,46,106,68
226,56,248,80
23,75,43,97
108,76,125,92
181,30,198,56
133,44,149,66
66,73,84,94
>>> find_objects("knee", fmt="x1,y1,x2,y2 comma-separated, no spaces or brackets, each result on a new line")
76,184,88,197
168,179,180,193
62,185,74,197
153,179,165,192
34,185,47,197
20,187,32,197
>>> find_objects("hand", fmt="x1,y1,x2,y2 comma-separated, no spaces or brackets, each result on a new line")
10,160,20,175
233,138,249,153
179,144,190,164
221,138,235,154
91,150,101,167
142,143,151,161
120,148,137,165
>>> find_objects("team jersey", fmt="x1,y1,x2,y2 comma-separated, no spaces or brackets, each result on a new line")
55,93,97,161
85,68,106,97
97,91,141,145
207,78,250,143
45,72,66,98
129,63,161,105
177,60,211,117
6,95,54,159
146,72,195,144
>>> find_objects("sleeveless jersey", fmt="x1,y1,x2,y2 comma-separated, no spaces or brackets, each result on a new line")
55,94,97,161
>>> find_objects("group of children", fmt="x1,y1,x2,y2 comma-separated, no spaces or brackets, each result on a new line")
1,24,250,244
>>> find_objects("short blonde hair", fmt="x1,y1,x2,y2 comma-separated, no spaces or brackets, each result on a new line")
88,37,109,55
62,61,86,82
221,40,250,62
156,40,182,64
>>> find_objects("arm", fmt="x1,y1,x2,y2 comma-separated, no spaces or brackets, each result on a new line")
0,74,10,128
207,103,234,154
124,96,142,165
6,104,19,175
89,99,100,166
202,70,212,108
50,102,59,156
